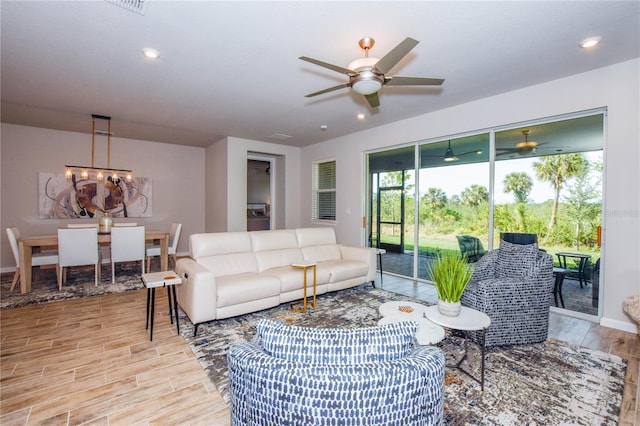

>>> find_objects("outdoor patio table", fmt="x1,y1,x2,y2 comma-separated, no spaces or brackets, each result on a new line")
556,252,591,288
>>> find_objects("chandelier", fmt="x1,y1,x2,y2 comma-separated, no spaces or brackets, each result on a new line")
65,114,133,183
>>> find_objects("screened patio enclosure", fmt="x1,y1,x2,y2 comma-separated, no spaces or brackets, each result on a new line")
366,113,604,317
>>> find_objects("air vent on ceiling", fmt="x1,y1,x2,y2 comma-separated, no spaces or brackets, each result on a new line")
104,0,148,15
268,133,293,141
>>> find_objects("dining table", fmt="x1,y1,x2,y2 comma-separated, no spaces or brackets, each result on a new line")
18,230,170,294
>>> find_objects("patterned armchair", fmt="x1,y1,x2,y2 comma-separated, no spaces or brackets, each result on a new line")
227,319,445,426
461,240,554,347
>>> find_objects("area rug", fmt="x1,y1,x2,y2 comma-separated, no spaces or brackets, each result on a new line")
179,285,627,425
0,263,144,309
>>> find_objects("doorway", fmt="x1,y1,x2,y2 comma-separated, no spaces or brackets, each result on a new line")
247,157,273,231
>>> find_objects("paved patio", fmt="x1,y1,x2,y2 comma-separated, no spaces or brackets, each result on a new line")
377,251,598,316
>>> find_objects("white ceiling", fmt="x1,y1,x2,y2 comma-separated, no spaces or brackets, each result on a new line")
1,1,638,148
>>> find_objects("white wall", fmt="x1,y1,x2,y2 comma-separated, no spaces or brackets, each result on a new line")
222,137,301,232
205,138,228,232
300,59,640,332
0,123,206,268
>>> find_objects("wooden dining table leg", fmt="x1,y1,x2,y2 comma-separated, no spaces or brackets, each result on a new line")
18,240,32,294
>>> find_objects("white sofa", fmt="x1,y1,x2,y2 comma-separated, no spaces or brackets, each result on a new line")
175,227,376,335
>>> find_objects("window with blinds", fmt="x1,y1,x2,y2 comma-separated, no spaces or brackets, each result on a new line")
312,159,336,221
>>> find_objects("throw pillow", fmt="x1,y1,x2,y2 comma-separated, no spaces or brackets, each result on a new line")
496,240,538,278
256,318,417,365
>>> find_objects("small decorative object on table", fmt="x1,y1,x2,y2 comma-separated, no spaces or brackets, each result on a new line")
428,253,473,317
99,212,113,233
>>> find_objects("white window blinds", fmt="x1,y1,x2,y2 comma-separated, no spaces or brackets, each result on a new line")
312,160,336,221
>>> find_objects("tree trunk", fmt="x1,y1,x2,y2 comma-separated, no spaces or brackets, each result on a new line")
542,186,561,244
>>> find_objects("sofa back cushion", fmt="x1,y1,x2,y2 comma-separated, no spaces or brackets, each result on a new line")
295,227,341,262
251,230,304,272
256,319,417,365
190,232,258,276
295,227,336,246
198,253,258,277
190,232,252,259
496,240,539,278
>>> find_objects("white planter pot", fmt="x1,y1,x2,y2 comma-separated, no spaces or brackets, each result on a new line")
438,300,461,317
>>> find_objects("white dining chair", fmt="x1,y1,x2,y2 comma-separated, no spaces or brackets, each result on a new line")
6,226,60,292
110,225,145,283
146,222,182,272
57,227,100,289
113,222,138,227
67,223,99,228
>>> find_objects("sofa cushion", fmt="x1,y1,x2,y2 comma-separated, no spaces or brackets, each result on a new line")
496,240,538,278
216,273,281,308
300,244,342,262
254,249,304,273
198,253,258,277
190,232,252,259
256,319,417,365
295,227,337,247
261,265,330,292
318,259,369,282
250,230,299,252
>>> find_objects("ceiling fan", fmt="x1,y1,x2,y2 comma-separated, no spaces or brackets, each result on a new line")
299,37,444,108
425,140,482,162
497,130,553,156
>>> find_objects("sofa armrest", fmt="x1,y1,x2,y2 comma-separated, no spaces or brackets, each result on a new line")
338,245,377,282
175,258,218,325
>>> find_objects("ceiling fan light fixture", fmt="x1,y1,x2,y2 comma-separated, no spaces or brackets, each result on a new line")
352,79,382,95
516,140,537,150
444,147,458,162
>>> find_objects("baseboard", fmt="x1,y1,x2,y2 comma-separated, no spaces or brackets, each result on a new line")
600,316,638,334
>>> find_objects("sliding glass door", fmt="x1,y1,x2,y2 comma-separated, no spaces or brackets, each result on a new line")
418,135,490,280
366,112,604,318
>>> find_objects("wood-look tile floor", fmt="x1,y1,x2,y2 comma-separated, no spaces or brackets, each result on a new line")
1,289,229,425
1,275,638,425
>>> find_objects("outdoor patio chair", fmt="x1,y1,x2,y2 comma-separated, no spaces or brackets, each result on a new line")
456,235,486,262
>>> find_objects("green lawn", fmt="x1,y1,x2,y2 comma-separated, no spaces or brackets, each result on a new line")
379,233,600,268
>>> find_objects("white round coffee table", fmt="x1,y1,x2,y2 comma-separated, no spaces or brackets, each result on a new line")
378,301,445,345
379,301,427,317
424,305,491,391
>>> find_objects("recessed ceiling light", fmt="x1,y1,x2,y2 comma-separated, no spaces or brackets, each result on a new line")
580,36,601,49
357,113,366,120
142,48,160,59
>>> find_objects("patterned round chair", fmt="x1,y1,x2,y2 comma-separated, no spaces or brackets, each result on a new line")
227,319,445,425
461,239,554,347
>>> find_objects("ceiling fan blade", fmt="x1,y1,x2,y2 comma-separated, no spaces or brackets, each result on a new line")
305,83,350,98
457,150,482,157
385,76,445,86
364,92,380,108
299,56,356,76
374,37,419,75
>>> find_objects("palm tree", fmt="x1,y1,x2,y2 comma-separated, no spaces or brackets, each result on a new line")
503,172,533,204
533,154,588,242
461,184,489,207
503,172,533,230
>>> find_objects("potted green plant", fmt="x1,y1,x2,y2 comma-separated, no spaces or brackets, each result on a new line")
428,253,473,316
